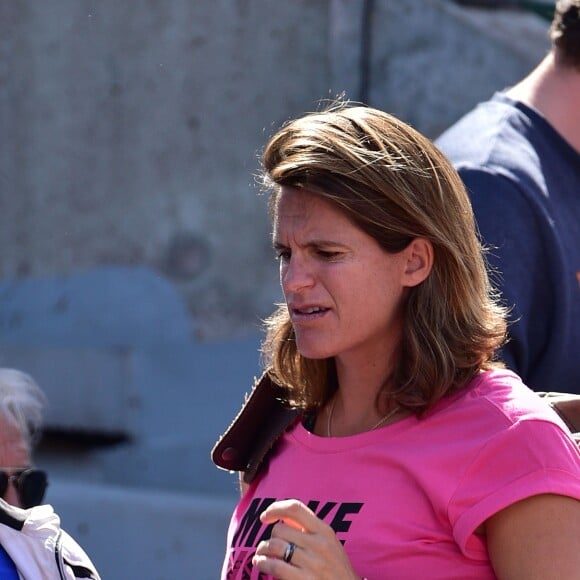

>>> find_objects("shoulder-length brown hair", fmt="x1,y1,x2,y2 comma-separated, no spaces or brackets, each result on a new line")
260,102,507,415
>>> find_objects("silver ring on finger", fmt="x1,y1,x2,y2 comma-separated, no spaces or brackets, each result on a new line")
283,541,296,564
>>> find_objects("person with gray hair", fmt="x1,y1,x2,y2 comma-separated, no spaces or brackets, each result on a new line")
0,369,101,578
0,368,48,509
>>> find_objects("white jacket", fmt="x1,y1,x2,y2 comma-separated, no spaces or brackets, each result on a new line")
0,499,100,580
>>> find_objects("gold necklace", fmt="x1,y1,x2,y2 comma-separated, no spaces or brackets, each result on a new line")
326,397,400,437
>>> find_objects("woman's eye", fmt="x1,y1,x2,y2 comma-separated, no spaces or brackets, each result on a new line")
318,250,340,260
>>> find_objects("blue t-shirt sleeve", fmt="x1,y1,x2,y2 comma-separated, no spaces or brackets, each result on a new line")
0,545,19,579
457,167,555,377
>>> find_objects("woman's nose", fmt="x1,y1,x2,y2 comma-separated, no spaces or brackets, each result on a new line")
281,256,315,294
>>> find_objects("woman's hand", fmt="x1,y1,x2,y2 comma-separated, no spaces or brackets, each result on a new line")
252,499,361,579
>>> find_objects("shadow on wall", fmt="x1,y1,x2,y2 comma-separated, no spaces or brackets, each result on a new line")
0,265,262,493
0,266,262,577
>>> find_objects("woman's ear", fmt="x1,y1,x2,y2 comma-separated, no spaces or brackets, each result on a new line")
402,238,433,287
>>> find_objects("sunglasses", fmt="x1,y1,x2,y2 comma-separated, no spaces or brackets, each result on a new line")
0,468,48,509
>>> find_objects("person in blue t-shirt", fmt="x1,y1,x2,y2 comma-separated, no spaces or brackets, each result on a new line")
436,0,580,394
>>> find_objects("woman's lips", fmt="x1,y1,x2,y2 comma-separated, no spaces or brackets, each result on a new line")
290,305,329,321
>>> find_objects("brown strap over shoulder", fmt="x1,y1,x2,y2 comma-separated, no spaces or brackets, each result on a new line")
211,372,300,484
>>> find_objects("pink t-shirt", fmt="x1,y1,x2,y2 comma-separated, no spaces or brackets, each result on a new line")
221,369,580,579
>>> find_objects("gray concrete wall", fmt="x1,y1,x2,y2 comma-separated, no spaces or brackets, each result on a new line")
0,267,262,495
47,480,237,579
1,0,332,339
1,0,549,340
368,1,550,137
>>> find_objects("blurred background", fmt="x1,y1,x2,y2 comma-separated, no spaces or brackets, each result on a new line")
0,0,554,577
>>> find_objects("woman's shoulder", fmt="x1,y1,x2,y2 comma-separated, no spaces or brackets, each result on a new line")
434,368,570,433
472,368,559,416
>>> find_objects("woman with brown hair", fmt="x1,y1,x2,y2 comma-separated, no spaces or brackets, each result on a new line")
213,102,580,579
